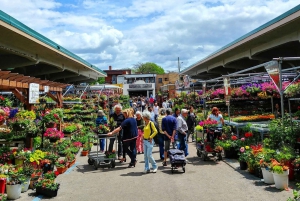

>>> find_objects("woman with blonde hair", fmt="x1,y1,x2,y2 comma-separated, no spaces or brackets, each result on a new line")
108,109,138,168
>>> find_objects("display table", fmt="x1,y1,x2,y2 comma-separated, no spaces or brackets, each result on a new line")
250,125,269,141
224,120,270,137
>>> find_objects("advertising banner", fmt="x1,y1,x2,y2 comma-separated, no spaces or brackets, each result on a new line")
183,75,190,88
264,61,280,91
175,80,180,90
223,77,231,96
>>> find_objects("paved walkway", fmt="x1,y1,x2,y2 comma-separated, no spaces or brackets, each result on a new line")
18,143,294,201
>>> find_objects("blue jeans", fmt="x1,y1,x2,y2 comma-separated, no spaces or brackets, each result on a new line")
143,140,157,170
178,133,189,156
123,140,137,165
100,139,105,151
158,133,164,160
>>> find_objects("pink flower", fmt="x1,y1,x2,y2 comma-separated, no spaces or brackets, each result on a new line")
240,147,245,153
241,138,245,141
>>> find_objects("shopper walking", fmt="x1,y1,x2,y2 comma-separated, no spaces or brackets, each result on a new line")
108,109,138,168
186,106,196,142
177,109,189,157
108,105,125,161
153,102,159,121
95,110,107,153
162,108,177,166
142,111,158,173
157,109,166,160
136,111,145,154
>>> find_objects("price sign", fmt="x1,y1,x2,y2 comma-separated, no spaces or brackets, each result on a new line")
44,86,49,93
29,83,40,104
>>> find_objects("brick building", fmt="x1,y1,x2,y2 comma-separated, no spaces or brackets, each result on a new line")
156,72,178,93
103,66,131,84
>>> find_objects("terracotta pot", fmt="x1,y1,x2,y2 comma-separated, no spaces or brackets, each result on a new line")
56,167,67,174
81,150,89,156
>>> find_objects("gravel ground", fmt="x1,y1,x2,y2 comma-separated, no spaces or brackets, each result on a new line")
17,142,294,201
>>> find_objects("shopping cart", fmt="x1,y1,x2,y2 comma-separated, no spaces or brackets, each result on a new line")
87,133,117,170
196,127,222,161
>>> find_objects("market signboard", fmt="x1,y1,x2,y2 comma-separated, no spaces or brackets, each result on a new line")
175,80,180,90
183,75,190,88
223,77,231,96
264,61,280,91
29,83,40,104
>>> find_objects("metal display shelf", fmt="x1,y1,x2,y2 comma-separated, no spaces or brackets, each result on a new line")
63,101,82,104
224,120,270,137
250,125,269,141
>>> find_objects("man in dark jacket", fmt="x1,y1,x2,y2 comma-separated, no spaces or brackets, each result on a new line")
108,105,125,159
186,106,196,142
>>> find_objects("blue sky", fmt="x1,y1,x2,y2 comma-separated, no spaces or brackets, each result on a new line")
1,0,299,72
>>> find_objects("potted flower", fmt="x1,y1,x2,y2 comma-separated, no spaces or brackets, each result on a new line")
96,124,110,135
241,83,262,96
81,143,91,156
0,175,6,194
238,146,250,170
6,168,23,200
44,128,64,143
270,159,289,189
42,108,64,128
65,152,76,167
30,169,42,189
20,163,34,192
14,149,31,166
259,148,275,184
0,194,7,201
55,160,67,174
29,150,45,168
198,120,218,128
35,178,60,197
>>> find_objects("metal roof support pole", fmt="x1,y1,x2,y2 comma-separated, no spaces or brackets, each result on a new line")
80,84,89,99
278,60,285,120
63,84,73,97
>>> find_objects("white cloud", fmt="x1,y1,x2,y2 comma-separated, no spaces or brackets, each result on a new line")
1,0,299,72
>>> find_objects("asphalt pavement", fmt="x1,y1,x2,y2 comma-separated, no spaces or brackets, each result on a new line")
18,142,295,201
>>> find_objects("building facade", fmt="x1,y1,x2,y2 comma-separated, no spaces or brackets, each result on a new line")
103,66,131,84
156,72,179,93
117,74,156,97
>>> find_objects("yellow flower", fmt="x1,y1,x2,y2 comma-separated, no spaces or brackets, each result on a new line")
13,152,17,156
245,146,250,150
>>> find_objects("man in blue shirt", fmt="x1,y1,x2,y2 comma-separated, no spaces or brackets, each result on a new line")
161,108,177,166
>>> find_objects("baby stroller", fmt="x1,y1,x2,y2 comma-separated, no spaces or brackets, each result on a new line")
168,149,186,174
197,127,222,161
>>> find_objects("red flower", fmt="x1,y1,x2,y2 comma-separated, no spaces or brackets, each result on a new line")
53,114,59,119
231,136,238,141
245,132,253,138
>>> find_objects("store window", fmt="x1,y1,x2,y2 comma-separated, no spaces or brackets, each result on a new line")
158,78,162,83
112,75,117,84
145,78,149,83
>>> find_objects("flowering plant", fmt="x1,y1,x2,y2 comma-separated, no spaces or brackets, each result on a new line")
199,120,218,128
241,83,262,94
238,146,251,162
96,124,110,134
0,194,6,201
42,108,64,124
29,150,45,165
195,125,203,131
14,149,31,161
44,128,64,140
72,142,82,148
261,82,278,94
0,95,12,107
259,148,276,169
270,159,289,174
55,159,67,168
231,136,238,141
15,110,36,120
211,88,224,98
244,132,253,138
35,178,60,191
231,87,249,97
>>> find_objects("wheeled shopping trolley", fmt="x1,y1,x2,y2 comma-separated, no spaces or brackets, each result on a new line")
196,127,222,161
87,133,117,170
168,149,186,174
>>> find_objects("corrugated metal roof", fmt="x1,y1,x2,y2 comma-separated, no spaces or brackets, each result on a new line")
0,10,106,76
182,4,300,73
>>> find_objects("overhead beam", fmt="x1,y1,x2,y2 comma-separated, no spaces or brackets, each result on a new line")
30,67,64,77
51,72,80,81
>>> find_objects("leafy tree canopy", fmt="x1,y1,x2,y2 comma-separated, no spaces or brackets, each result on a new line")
133,62,165,74
90,77,105,85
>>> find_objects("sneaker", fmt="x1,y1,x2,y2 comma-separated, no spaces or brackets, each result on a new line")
185,159,191,164
152,168,158,173
143,169,150,173
162,162,167,166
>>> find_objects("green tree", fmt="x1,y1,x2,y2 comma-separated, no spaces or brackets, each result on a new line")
133,62,165,74
90,77,105,85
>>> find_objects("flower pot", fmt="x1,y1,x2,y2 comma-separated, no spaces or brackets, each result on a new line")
56,167,67,174
261,168,274,184
284,160,295,181
6,184,21,200
36,186,59,197
0,179,6,194
254,167,263,178
46,122,57,128
81,150,89,156
30,176,39,189
224,148,237,159
15,159,24,166
272,170,289,190
239,161,248,170
21,178,31,193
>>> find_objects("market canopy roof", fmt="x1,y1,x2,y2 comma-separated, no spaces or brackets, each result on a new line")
0,10,106,85
180,5,300,81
